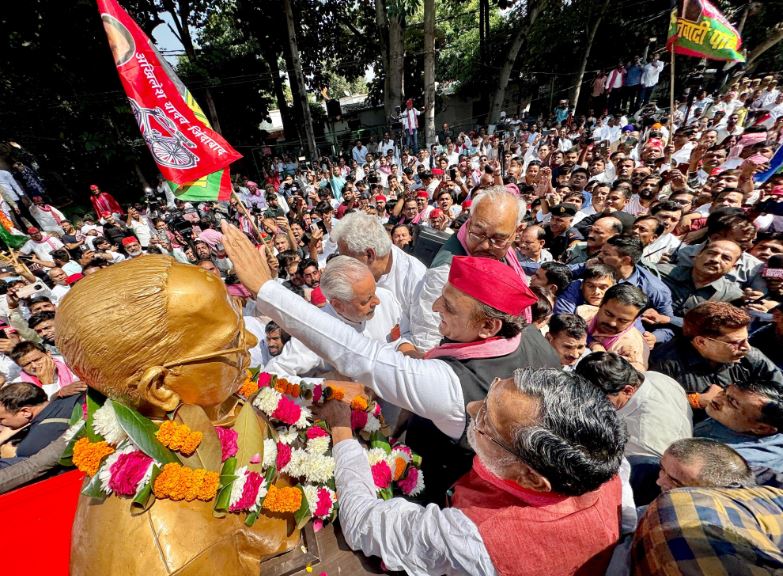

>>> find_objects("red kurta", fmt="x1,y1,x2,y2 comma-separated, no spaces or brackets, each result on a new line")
90,191,125,217
452,457,622,576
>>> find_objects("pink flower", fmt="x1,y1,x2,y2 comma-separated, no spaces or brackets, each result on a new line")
398,466,421,496
315,487,334,518
81,400,88,419
370,461,392,489
229,471,265,512
371,402,382,417
392,444,412,457
306,426,330,440
215,427,238,462
249,453,261,464
271,395,303,426
108,450,153,496
258,372,272,388
350,409,368,431
312,384,323,404
276,442,292,471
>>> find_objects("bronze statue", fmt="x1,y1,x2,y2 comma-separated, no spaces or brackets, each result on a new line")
56,255,298,575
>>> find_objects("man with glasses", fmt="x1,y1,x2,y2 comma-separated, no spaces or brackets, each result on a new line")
315,368,627,576
410,186,531,351
651,302,783,422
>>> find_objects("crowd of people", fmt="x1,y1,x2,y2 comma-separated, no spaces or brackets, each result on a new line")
2,71,783,574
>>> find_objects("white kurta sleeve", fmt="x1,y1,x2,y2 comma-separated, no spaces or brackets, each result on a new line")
409,264,450,352
257,281,466,439
334,440,496,576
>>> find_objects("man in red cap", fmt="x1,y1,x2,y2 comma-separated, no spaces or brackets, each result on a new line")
88,184,124,220
19,227,64,266
221,221,560,502
121,236,145,258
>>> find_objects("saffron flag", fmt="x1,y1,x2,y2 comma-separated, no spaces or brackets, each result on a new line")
666,0,745,62
97,0,240,200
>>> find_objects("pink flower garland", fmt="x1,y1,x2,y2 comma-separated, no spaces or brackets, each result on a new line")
350,409,368,430
215,427,238,462
315,487,334,518
229,471,265,512
398,466,421,496
258,372,272,388
276,442,292,470
108,450,153,496
306,426,330,440
312,383,323,404
370,461,392,489
271,395,303,426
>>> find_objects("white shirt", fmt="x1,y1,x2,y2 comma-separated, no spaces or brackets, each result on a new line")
352,146,368,165
266,287,403,379
378,245,426,342
617,371,693,459
29,205,65,234
0,170,25,201
19,235,64,264
641,60,665,87
243,315,273,370
61,260,82,276
51,284,70,304
401,107,421,132
642,233,682,265
256,281,466,439
333,439,496,576
128,218,153,248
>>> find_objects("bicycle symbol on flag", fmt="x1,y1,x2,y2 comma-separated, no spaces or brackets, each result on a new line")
129,98,199,169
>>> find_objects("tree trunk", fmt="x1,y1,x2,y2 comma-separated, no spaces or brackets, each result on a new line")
487,0,546,124
570,0,610,113
283,0,319,163
266,50,298,142
423,0,436,147
388,11,405,116
375,0,393,120
746,24,783,68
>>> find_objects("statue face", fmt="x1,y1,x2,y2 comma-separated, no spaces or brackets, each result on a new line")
161,264,257,409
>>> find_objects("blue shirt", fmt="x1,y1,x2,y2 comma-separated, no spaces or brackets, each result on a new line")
625,64,643,87
695,418,783,472
554,265,674,343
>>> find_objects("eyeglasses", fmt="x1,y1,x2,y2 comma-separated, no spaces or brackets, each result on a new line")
703,336,749,351
471,379,524,460
163,315,247,369
468,228,513,249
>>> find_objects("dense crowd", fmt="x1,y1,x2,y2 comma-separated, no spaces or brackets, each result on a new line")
2,72,783,575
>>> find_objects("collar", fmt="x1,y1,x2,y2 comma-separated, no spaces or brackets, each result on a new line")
471,456,569,506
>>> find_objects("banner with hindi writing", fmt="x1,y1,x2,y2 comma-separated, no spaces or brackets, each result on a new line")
666,0,745,62
97,0,241,190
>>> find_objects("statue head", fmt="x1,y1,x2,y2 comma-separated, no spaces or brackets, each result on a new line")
55,255,257,416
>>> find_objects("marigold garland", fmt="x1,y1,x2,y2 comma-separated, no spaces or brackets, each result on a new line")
156,420,203,455
237,376,258,398
72,437,116,476
262,485,303,514
326,386,344,402
152,463,220,502
274,378,301,398
350,396,369,411
392,457,408,481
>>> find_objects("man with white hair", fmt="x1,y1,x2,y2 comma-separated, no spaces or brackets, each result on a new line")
411,185,529,351
330,211,426,343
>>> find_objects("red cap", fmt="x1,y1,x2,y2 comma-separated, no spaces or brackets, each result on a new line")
66,273,84,285
26,226,39,234
432,168,444,176
121,236,138,247
462,199,473,208
89,184,99,191
416,191,429,199
430,208,443,219
448,256,537,316
770,186,783,197
310,286,327,306
374,195,387,202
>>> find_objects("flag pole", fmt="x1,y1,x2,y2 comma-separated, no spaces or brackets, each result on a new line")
669,48,675,139
230,191,272,250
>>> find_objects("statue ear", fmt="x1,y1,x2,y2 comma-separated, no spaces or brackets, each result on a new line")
138,365,180,413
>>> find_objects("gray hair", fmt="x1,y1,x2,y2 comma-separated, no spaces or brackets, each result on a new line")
505,368,626,496
330,211,391,258
320,256,372,303
666,438,756,488
469,185,527,224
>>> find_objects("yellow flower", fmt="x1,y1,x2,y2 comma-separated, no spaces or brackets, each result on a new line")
262,485,303,514
72,437,115,476
350,396,369,412
153,463,219,502
156,420,202,455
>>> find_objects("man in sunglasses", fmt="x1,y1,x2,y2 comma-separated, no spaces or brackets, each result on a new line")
317,367,627,576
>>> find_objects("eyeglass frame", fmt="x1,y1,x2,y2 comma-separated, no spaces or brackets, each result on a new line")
703,335,749,352
471,378,525,461
162,305,248,369
467,226,514,249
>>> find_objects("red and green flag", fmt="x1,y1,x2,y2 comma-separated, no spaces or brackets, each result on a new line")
666,0,745,62
96,0,239,201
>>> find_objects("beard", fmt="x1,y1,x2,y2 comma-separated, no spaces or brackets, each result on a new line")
466,419,511,478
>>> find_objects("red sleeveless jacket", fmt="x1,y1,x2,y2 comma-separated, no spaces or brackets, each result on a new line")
452,458,622,576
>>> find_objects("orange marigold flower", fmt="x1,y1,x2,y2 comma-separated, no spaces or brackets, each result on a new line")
238,377,258,398
290,384,301,398
153,463,219,502
156,420,202,455
350,396,369,412
262,485,303,514
393,457,407,481
72,437,115,476
329,386,345,402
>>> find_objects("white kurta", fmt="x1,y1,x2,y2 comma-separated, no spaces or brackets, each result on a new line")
256,281,467,439
377,245,426,342
410,262,451,351
19,236,64,264
334,439,496,576
29,205,65,234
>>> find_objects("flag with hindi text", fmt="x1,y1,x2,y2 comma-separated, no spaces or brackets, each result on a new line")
666,0,745,62
96,0,240,200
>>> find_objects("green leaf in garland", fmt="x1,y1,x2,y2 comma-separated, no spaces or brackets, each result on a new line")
244,510,259,527
111,402,180,465
85,388,107,442
68,402,83,426
232,400,264,474
130,465,160,514
214,456,238,516
174,405,222,471
293,485,311,530
58,422,85,467
370,431,391,453
82,473,107,500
